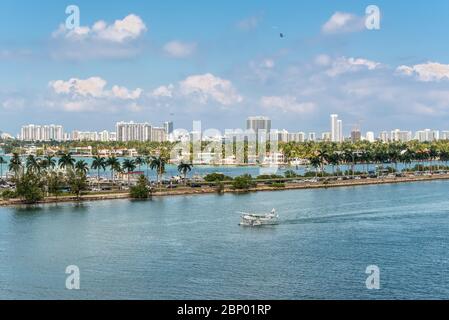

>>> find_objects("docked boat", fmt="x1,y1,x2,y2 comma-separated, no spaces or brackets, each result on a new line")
238,209,279,226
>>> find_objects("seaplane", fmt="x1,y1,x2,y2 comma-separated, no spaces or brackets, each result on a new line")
238,209,279,227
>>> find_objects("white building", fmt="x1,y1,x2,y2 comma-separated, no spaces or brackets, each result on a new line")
415,129,439,142
391,129,412,142
441,131,449,140
20,124,64,142
330,114,343,143
116,121,152,142
321,132,331,142
379,131,389,142
288,132,305,143
308,132,316,142
365,131,375,143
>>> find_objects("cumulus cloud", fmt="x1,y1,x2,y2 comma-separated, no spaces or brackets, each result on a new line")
163,41,197,58
326,57,381,77
48,77,142,112
53,14,147,43
322,12,365,34
260,96,315,114
112,85,142,100
50,77,107,98
396,62,449,82
50,14,147,60
179,73,243,105
150,84,174,98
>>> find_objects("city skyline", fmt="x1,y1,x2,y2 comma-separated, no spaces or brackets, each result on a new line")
12,115,449,144
3,1,449,134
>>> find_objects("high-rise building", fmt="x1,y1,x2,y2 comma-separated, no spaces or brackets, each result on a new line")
441,131,449,140
164,121,174,135
151,127,167,142
308,132,316,142
365,131,375,142
415,129,439,142
330,114,339,142
379,131,389,142
20,124,64,142
288,132,305,143
247,116,271,139
351,130,361,142
330,114,343,143
391,129,412,142
321,132,331,141
116,121,152,142
337,120,343,142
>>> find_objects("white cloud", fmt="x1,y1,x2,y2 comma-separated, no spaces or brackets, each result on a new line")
179,73,243,105
322,12,365,34
53,14,147,43
163,41,197,58
396,62,449,82
47,77,143,113
50,77,107,98
112,85,142,100
327,57,381,77
150,84,174,98
260,96,315,114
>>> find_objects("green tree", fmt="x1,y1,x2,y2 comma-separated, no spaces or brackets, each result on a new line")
122,159,136,186
67,170,88,200
0,156,6,178
75,160,89,175
91,156,107,188
149,156,166,186
232,174,256,190
8,153,22,179
15,172,44,204
106,156,121,185
58,153,76,170
130,175,151,199
47,171,65,198
26,155,41,174
177,162,193,185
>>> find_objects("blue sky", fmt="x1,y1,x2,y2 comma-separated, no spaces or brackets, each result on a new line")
2,0,449,136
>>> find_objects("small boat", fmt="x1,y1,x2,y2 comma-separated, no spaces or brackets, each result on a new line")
238,209,279,226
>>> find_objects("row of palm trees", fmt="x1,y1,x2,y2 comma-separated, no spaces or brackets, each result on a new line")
280,141,449,176
2,153,193,187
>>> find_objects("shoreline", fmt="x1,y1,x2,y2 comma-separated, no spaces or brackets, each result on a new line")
2,173,449,207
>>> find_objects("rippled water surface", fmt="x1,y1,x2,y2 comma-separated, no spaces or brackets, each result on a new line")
1,180,449,299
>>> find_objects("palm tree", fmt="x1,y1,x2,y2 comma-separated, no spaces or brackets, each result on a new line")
149,156,166,186
122,159,136,186
9,153,23,179
26,155,41,174
75,160,89,175
58,153,76,170
309,156,321,178
91,156,107,188
177,162,193,185
0,156,6,179
135,156,145,171
42,155,56,171
106,156,121,185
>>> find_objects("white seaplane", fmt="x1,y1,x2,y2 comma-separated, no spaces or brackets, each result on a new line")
238,209,279,227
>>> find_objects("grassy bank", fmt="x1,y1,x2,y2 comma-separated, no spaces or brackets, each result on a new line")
2,173,449,207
